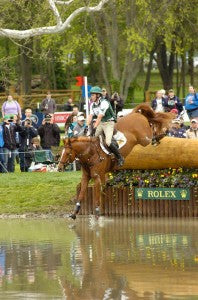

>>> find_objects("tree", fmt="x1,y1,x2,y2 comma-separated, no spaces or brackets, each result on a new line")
0,0,110,39
126,0,198,93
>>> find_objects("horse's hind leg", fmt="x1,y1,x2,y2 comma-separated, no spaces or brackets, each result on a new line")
69,170,90,220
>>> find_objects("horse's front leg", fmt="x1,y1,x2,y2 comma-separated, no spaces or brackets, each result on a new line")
92,172,104,218
70,169,90,220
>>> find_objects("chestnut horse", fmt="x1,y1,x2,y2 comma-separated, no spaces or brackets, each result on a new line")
58,104,172,219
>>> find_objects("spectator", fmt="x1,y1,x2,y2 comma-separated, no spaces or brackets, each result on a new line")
22,108,38,128
73,115,86,137
101,88,111,101
160,89,168,100
67,115,78,138
179,116,189,131
110,92,124,115
40,91,56,116
64,98,74,111
167,89,183,114
168,119,186,138
185,86,198,121
32,137,42,150
0,120,5,173
1,95,22,119
72,105,79,115
38,114,61,161
170,108,179,119
19,118,38,172
186,119,198,139
2,115,23,172
151,90,168,112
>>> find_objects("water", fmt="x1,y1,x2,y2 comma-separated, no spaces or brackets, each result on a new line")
0,217,197,300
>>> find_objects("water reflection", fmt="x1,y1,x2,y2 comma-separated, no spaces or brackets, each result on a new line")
0,218,197,299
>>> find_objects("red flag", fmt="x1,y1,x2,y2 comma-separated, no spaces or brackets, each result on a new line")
75,76,84,86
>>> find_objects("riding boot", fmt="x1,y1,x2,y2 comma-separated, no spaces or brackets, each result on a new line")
109,142,124,167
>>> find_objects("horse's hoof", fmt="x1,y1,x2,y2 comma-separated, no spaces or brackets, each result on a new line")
69,214,76,220
95,207,100,217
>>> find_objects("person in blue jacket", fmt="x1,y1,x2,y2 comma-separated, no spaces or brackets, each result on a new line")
185,86,198,121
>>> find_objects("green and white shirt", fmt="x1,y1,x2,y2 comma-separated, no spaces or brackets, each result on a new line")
90,98,116,122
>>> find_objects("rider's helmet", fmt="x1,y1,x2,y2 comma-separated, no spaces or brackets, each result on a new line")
90,86,102,94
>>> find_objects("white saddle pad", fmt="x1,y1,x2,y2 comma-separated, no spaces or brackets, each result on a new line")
99,131,127,155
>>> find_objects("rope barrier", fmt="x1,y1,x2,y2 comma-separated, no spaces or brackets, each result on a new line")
0,149,56,155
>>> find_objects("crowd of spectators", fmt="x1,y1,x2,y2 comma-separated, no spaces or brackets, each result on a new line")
0,92,60,173
0,85,197,173
151,86,198,139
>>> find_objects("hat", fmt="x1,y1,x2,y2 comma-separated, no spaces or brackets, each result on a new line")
90,86,102,94
168,89,174,93
102,88,106,92
4,115,11,120
191,119,198,123
170,108,178,114
172,119,180,124
77,112,84,117
77,115,85,121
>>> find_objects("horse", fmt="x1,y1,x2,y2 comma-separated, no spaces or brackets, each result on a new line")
58,104,173,219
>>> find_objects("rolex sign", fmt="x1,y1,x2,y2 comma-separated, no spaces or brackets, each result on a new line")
135,188,190,200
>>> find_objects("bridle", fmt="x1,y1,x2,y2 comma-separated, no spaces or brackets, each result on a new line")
150,123,167,145
58,140,74,169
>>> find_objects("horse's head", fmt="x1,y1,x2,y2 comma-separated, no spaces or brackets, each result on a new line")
58,139,76,171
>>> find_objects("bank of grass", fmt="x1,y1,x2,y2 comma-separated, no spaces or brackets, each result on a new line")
0,170,81,214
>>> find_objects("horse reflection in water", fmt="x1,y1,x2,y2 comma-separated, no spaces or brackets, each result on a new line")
58,104,172,219
58,219,198,299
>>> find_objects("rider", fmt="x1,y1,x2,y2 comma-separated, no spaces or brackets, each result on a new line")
87,86,124,166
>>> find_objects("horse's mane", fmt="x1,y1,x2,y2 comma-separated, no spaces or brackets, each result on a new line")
133,103,173,132
63,136,97,145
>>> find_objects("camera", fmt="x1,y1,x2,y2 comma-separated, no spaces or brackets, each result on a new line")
8,116,14,122
25,118,32,126
45,118,51,123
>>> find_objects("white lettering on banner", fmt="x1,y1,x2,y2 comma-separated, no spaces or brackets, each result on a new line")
53,112,72,123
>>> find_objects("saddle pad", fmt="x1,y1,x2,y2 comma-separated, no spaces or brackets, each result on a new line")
99,131,127,155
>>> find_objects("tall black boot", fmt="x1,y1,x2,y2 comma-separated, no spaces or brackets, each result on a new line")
109,142,124,166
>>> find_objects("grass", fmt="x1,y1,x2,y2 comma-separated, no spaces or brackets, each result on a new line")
0,169,81,214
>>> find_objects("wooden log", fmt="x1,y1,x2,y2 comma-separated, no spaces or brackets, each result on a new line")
124,137,198,169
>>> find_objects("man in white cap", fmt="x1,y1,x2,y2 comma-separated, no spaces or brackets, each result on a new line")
73,115,86,137
186,119,198,139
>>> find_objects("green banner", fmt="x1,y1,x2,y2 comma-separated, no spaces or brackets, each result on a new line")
135,188,190,200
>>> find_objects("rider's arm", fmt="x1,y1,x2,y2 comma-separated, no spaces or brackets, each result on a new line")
87,114,93,126
94,114,103,128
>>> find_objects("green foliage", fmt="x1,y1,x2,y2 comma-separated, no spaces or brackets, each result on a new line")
0,0,197,98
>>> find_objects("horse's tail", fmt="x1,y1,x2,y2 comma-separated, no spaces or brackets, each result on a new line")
133,103,173,132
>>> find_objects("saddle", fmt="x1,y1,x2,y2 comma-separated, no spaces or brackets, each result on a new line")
99,130,127,155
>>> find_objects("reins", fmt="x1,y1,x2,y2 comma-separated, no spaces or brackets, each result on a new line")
59,137,106,168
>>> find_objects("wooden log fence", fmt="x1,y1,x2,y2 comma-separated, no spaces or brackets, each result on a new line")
0,89,81,109
79,186,198,218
